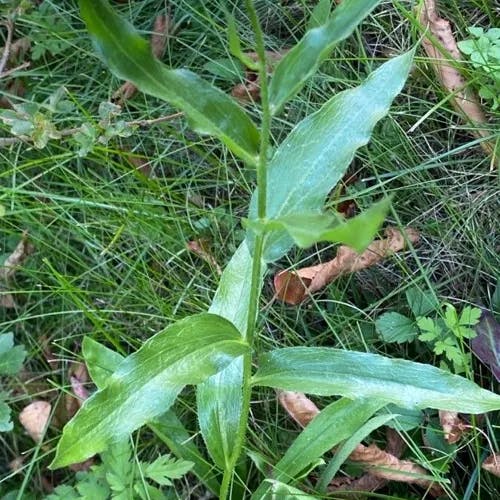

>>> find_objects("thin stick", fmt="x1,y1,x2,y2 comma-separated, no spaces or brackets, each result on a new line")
0,18,14,76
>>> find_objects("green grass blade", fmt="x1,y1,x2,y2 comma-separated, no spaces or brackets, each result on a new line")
250,50,414,262
252,398,384,498
51,313,248,469
79,0,260,165
269,0,383,114
252,347,500,413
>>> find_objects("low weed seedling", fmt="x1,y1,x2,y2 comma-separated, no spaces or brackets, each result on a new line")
46,441,193,500
458,27,500,110
376,288,482,374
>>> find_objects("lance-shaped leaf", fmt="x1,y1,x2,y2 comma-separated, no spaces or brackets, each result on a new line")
246,197,391,253
252,347,500,413
249,50,414,262
269,0,383,113
83,337,221,495
79,0,259,165
50,313,248,469
252,398,385,498
197,242,265,469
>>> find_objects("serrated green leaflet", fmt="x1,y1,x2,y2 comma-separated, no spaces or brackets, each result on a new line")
79,0,259,165
51,313,248,469
252,398,384,498
252,347,500,413
269,0,383,113
249,50,414,262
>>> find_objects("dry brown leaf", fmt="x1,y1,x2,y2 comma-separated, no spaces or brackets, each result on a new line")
187,239,222,275
279,392,443,496
482,453,500,477
65,363,90,419
419,0,497,164
69,458,95,472
439,410,467,444
113,14,171,104
19,400,51,443
278,390,319,427
274,227,419,305
0,231,34,281
0,231,34,308
348,443,444,496
231,50,287,102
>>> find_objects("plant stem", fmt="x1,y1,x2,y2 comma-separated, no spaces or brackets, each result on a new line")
220,2,271,498
246,0,270,220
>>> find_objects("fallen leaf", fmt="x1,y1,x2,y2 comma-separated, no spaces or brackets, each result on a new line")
348,442,444,496
471,309,500,382
278,391,443,496
0,231,34,281
419,0,497,164
482,453,500,477
187,239,222,275
0,231,35,308
231,50,287,102
19,400,51,443
113,13,172,104
9,456,24,472
65,362,90,419
69,457,95,472
439,410,467,444
278,390,319,427
274,227,419,304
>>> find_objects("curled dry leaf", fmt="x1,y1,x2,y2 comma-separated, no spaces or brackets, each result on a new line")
278,390,319,427
19,400,51,443
274,227,419,305
439,410,467,444
0,231,35,308
482,453,500,478
187,239,222,275
348,442,444,496
419,0,497,164
65,363,90,420
278,391,443,496
231,50,287,102
471,309,500,382
113,13,172,104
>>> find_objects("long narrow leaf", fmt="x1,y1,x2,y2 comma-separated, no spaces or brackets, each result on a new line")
79,0,259,165
252,347,500,413
197,242,264,469
317,413,397,491
252,398,384,498
250,50,414,262
269,0,380,113
82,337,221,495
269,0,383,113
50,313,248,468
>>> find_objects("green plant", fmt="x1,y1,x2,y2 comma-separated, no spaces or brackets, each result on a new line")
0,332,26,431
376,287,482,374
46,440,193,500
46,1,500,499
458,27,500,110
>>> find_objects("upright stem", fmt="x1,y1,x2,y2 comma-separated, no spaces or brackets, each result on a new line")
219,2,271,498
